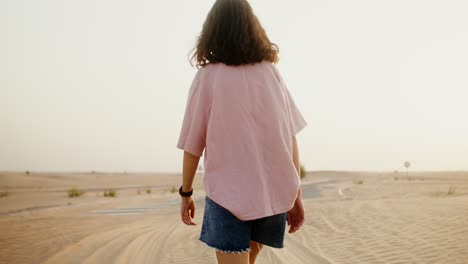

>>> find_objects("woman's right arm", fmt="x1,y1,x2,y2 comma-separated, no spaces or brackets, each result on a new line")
287,135,305,233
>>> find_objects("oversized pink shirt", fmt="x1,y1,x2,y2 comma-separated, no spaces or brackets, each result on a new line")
177,61,307,221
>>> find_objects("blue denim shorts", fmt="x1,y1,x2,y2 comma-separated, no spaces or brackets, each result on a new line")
199,196,287,253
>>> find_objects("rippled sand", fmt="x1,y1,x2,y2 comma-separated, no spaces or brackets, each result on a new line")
1,171,467,263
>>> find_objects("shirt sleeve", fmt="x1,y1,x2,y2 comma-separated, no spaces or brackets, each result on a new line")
176,70,211,157
271,64,307,136
284,86,307,135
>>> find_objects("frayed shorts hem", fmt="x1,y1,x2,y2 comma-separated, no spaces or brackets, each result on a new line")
250,238,284,249
199,238,251,254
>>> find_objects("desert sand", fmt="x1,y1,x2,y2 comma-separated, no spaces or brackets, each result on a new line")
1,171,467,264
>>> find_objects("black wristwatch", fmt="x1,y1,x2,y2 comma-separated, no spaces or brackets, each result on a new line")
179,186,193,197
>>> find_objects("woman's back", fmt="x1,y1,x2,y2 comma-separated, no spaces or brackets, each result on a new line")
177,61,307,220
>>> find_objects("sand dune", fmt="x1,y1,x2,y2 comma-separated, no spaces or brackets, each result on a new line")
1,171,468,263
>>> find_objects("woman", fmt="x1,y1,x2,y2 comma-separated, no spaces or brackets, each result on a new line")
176,0,307,263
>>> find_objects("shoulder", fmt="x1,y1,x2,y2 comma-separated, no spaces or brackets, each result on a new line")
191,64,218,84
189,66,216,97
258,61,283,85
194,63,223,81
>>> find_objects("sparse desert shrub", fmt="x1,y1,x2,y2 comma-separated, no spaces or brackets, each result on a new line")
0,192,9,198
25,171,30,174
67,187,85,198
300,164,306,180
170,186,177,193
394,177,399,180
146,188,151,194
104,189,117,197
137,189,141,195
448,187,456,195
354,180,364,184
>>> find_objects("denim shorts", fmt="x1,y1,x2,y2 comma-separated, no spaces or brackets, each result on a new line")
199,196,287,253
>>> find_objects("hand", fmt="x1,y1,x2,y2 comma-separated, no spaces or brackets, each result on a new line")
287,198,304,233
180,196,196,226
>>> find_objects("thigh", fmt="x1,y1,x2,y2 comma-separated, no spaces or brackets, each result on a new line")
250,212,287,248
199,196,252,253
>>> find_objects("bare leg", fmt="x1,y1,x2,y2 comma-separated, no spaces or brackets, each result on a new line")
215,250,249,264
249,241,263,264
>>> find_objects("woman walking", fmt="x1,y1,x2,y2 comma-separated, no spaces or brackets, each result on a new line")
177,0,307,263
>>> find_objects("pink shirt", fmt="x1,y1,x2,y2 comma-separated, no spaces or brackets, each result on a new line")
177,61,307,220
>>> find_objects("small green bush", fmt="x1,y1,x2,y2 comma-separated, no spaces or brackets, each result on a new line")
67,188,84,198
354,180,364,184
300,164,306,180
448,187,456,195
170,186,177,193
104,189,117,197
146,188,151,194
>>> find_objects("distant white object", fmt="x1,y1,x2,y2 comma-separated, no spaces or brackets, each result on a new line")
338,188,344,198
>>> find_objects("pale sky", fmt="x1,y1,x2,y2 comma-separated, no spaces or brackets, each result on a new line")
1,0,468,173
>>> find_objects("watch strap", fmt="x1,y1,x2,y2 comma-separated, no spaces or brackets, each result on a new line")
179,186,193,197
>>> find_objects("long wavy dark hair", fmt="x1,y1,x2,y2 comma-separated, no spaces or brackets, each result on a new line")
191,0,279,68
